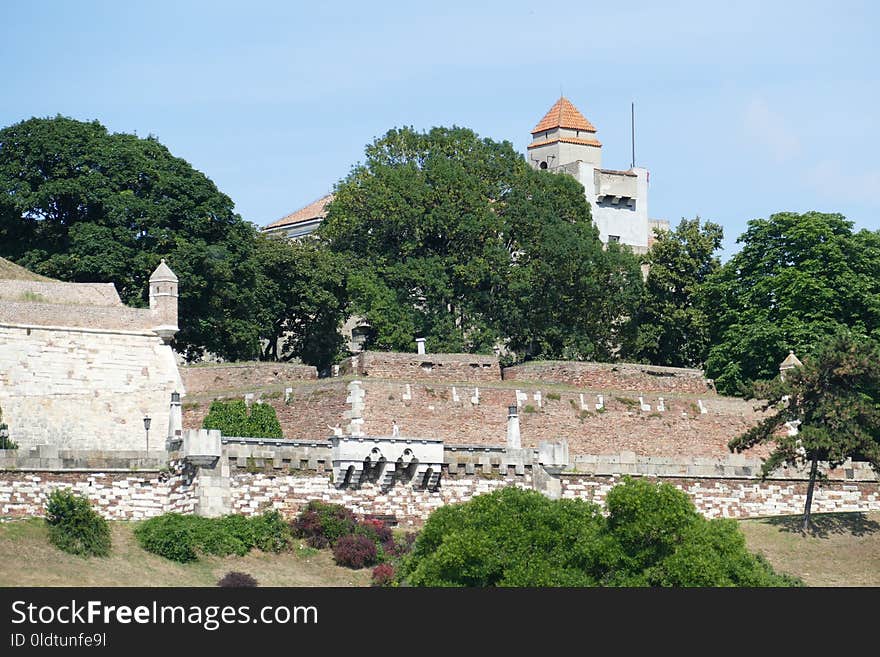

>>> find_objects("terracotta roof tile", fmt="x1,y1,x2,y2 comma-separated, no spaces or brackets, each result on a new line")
264,194,334,230
531,97,597,134
527,136,602,149
598,168,637,177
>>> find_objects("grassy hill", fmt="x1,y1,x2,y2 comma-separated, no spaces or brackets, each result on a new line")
1,511,878,587
0,519,371,587
0,257,52,281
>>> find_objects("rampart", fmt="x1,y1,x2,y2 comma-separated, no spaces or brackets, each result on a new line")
341,351,501,382
180,362,317,395
503,360,714,394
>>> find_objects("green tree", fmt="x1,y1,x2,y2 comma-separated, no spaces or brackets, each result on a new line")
202,399,282,438
252,235,348,372
729,331,880,530
399,480,797,587
0,116,264,361
626,217,723,367
320,126,644,359
701,211,880,395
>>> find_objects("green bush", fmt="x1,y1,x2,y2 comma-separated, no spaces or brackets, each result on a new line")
134,511,292,563
202,400,282,438
291,500,357,546
400,479,801,587
44,489,111,557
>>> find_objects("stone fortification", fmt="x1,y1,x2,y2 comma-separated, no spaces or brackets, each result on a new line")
503,361,714,395
180,362,317,395
0,260,183,451
342,350,501,382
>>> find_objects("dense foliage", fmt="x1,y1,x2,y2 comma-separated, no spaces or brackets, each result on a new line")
730,331,880,529
398,482,800,587
626,217,723,367
202,400,282,438
320,126,644,360
702,211,880,395
134,511,290,563
332,533,379,569
44,488,111,557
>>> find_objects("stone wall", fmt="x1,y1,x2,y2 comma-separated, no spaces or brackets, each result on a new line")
344,351,501,383
0,324,183,451
181,362,317,395
0,300,156,331
503,361,714,394
0,280,122,306
182,381,349,440
0,461,195,521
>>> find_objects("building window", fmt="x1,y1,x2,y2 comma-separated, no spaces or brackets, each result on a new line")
608,235,620,242
540,161,548,170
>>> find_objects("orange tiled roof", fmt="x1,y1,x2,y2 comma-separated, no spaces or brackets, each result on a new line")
528,136,602,149
598,168,637,177
264,194,334,230
531,97,597,134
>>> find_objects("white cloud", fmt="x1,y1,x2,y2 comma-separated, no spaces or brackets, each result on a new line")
743,97,801,162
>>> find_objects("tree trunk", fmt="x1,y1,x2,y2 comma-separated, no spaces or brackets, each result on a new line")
802,455,819,532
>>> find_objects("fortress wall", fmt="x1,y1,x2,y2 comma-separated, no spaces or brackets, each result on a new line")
0,325,182,450
182,381,350,440
502,361,714,395
0,301,154,331
345,351,501,383
180,362,317,395
0,280,122,306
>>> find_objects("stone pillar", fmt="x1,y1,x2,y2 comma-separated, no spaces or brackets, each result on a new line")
416,337,426,355
507,405,521,449
166,391,183,449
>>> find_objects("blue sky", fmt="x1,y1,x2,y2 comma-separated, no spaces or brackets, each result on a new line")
2,1,878,257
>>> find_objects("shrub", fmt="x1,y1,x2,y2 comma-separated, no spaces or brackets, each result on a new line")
400,480,799,587
135,513,199,563
382,532,417,558
333,533,378,569
371,563,396,587
202,400,282,439
291,500,356,546
135,511,292,562
355,518,393,545
218,571,259,587
44,489,111,557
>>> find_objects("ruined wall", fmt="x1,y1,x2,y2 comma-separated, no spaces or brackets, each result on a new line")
182,381,349,440
345,351,501,382
0,325,182,451
503,361,714,395
181,362,317,395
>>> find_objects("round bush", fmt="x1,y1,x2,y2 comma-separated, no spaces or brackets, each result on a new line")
291,500,356,546
218,571,259,587
371,563,395,587
44,488,111,557
332,533,378,569
134,513,199,563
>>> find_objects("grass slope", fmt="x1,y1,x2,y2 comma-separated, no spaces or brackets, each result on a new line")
0,257,52,281
740,511,880,587
0,520,371,587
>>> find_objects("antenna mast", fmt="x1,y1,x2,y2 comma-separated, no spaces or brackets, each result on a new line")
631,101,635,169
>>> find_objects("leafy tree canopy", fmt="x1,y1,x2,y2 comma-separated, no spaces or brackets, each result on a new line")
729,331,880,529
0,116,262,360
626,217,723,367
320,126,643,360
702,211,880,395
399,480,799,587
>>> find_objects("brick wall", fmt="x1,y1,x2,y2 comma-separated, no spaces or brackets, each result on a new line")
0,463,195,521
182,381,349,441
181,362,317,395
347,351,501,382
503,361,714,394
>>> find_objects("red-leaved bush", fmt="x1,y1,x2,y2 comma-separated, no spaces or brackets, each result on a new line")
332,533,378,569
371,563,395,587
356,518,393,544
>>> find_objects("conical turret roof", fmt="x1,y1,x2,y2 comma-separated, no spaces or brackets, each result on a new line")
531,97,597,134
149,259,178,282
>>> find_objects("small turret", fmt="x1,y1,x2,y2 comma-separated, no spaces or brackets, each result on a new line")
149,259,179,343
779,350,803,381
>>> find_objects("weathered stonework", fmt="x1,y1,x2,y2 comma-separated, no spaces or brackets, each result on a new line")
503,361,713,394
342,351,501,382
180,362,317,395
